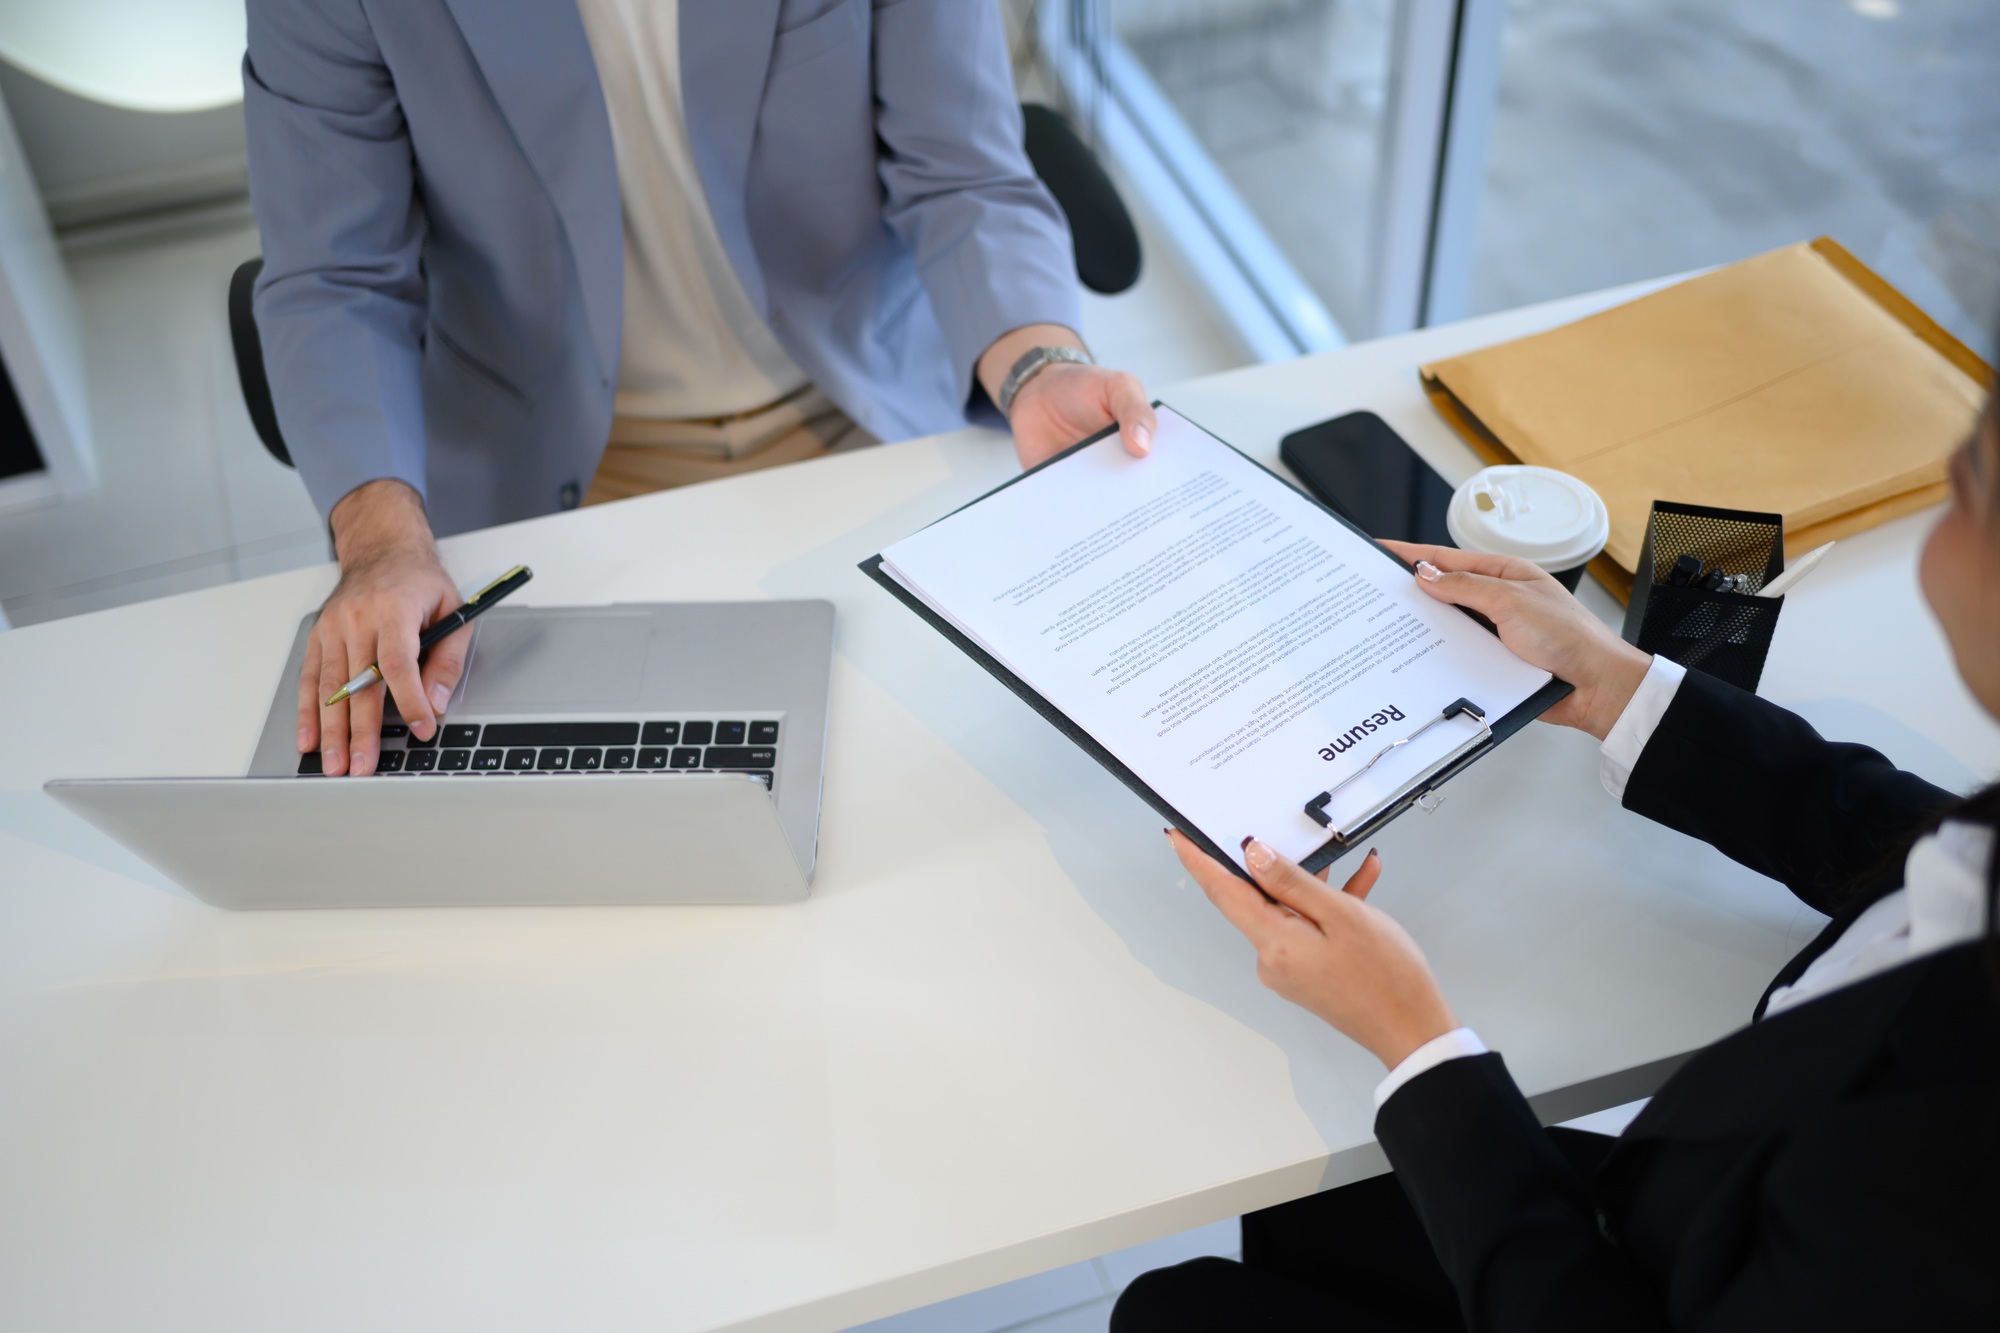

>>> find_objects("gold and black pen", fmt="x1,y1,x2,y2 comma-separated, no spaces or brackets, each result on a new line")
324,565,533,706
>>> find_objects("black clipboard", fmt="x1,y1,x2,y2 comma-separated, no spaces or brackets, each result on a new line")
859,405,1572,878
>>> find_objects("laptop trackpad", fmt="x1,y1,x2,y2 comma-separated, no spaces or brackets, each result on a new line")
456,612,652,712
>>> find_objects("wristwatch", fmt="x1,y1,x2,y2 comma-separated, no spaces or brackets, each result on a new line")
997,345,1093,418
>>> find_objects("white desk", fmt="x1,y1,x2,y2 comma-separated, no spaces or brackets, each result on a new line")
4,283,1996,1332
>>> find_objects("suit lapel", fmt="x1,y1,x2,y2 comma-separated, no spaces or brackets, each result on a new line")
439,0,623,381
1753,875,1909,1018
680,0,782,314
1617,949,1934,1147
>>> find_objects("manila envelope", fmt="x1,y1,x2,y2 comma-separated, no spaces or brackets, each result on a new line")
1421,240,1989,588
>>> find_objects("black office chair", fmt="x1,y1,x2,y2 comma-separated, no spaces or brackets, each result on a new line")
1021,102,1142,298
227,257,292,467
228,102,1140,469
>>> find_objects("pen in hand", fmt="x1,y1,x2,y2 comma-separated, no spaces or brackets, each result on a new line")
324,565,533,706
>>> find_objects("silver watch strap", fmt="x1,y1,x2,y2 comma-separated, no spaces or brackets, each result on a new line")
996,345,1093,417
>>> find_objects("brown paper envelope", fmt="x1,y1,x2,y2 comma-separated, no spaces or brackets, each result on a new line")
1422,241,1986,576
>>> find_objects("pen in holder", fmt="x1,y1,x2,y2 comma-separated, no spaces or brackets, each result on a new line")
1620,501,1785,693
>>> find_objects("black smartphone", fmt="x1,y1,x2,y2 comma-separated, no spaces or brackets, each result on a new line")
1279,411,1455,548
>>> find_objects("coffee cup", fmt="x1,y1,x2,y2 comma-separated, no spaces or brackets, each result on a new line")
1445,465,1609,592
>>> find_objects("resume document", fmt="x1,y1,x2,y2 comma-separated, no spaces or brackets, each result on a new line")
880,408,1551,867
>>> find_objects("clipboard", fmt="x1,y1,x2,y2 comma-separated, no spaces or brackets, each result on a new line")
859,406,1572,879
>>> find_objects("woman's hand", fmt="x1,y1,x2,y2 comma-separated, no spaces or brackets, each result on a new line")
975,323,1156,469
1380,541,1653,741
1169,831,1457,1070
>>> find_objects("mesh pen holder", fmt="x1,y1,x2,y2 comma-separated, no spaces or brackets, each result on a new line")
1620,501,1786,694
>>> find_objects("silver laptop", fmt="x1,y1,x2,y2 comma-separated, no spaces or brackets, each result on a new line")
46,601,834,908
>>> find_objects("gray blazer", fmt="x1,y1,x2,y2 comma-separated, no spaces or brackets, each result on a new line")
244,0,1080,535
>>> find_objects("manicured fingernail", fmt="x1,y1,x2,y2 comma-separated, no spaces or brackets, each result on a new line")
1133,423,1153,452
1163,827,1174,837
1366,847,1380,861
1416,560,1441,582
429,683,450,714
1242,838,1276,871
297,727,313,751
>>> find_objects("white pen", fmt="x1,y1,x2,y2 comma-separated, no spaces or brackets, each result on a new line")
1757,541,1834,599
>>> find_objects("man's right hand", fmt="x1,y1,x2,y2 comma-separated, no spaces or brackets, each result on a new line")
298,480,473,776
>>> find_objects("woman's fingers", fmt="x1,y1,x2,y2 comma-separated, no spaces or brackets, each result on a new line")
1408,559,1532,622
1342,848,1383,900
1168,831,1284,946
1380,540,1542,582
1240,838,1342,930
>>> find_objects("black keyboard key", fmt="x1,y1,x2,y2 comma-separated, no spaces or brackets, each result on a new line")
380,723,409,739
704,746,777,768
680,721,714,746
504,748,537,771
442,724,482,748
637,747,670,769
640,721,680,746
406,728,439,748
669,747,703,769
375,749,406,772
749,720,780,744
297,751,324,776
536,748,569,771
406,748,439,772
605,747,636,770
439,748,473,771
723,769,774,789
572,747,603,771
480,722,639,747
715,720,747,744
472,749,504,771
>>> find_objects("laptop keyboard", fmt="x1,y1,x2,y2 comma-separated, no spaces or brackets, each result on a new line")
297,717,783,790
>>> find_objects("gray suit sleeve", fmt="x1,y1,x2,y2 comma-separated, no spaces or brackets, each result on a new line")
871,0,1084,415
243,0,429,525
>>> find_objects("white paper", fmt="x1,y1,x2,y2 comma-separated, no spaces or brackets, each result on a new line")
881,407,1552,866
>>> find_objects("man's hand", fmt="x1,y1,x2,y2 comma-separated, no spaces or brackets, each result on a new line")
298,480,472,776
1380,541,1653,741
976,324,1156,469
1169,831,1457,1070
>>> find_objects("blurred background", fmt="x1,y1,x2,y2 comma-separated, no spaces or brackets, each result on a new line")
1036,0,1998,355
0,0,1994,637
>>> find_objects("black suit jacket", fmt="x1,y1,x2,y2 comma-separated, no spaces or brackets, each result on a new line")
1375,670,2000,1330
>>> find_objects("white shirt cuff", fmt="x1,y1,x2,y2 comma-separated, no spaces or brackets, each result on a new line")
1374,1027,1488,1111
1599,654,1687,802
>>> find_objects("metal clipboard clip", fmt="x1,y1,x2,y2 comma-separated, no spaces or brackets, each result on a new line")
1302,698,1492,841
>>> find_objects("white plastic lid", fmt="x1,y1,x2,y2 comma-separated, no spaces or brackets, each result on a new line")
1445,465,1609,571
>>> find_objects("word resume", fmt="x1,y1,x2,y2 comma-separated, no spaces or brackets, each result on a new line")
879,407,1552,866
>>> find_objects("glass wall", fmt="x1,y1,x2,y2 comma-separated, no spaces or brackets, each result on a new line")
1470,0,2000,359
1115,0,1395,343
1085,0,1997,358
